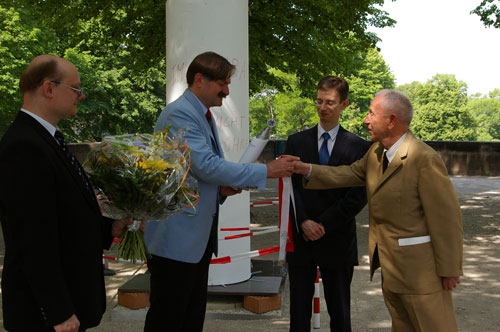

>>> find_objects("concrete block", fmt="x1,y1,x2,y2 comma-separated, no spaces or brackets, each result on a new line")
111,304,148,322
243,294,281,314
117,290,150,309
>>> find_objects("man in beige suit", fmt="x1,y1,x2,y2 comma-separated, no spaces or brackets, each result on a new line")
294,89,463,332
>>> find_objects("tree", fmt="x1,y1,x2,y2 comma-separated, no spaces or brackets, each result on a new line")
12,0,395,96
58,48,166,142
248,0,395,95
2,1,395,140
249,69,317,139
0,5,58,136
472,0,500,28
341,48,395,139
250,48,395,139
0,3,166,141
466,89,500,140
399,74,477,141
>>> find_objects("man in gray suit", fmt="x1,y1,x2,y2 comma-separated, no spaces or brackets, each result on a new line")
144,52,298,332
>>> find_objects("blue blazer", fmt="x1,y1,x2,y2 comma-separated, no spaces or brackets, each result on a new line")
145,89,267,263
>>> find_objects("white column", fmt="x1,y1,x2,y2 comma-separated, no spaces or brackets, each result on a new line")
166,0,251,285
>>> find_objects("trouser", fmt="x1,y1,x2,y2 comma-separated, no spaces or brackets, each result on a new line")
288,262,354,332
382,286,458,332
143,241,213,332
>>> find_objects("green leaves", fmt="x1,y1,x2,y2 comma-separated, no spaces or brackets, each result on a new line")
399,74,477,141
250,48,395,140
12,0,395,97
0,2,166,141
248,0,395,95
471,0,500,29
342,48,395,139
466,91,500,140
0,5,59,137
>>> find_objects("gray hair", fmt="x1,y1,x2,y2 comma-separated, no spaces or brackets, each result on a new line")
375,89,414,125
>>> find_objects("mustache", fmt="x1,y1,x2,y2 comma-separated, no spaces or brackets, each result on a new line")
218,92,227,98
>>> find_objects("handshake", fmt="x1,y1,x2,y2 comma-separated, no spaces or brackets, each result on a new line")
266,155,311,178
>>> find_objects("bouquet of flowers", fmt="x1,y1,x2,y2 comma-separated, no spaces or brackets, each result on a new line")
85,129,198,263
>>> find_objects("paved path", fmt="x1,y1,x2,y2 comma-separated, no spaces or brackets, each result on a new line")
1,176,499,331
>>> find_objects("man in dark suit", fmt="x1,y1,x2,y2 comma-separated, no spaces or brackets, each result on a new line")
285,76,370,332
0,55,131,332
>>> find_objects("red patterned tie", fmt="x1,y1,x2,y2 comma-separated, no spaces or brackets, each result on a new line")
206,109,212,123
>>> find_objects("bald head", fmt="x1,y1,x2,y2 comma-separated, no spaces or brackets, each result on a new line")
19,55,75,95
374,89,414,126
19,55,83,125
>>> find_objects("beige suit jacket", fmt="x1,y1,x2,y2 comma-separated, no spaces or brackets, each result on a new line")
305,131,463,294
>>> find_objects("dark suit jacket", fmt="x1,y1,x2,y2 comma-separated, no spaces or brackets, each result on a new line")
0,111,114,331
285,125,371,267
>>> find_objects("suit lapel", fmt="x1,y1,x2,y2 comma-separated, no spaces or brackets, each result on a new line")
19,112,101,213
210,116,223,157
373,133,412,193
308,125,320,164
330,126,347,166
183,89,222,156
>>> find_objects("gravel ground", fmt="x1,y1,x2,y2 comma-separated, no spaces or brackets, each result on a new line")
1,176,499,332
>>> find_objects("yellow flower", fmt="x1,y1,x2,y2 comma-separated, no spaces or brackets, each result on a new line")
135,158,171,173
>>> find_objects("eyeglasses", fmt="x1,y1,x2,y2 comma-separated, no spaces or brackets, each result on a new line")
51,80,84,98
314,99,336,107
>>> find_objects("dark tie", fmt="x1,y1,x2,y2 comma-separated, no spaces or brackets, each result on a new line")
318,132,331,165
383,151,389,173
54,131,93,193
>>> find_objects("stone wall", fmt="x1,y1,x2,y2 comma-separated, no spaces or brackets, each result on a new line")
256,140,500,177
72,140,500,177
425,141,500,176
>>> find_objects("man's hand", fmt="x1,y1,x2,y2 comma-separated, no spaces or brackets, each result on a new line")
301,220,325,241
112,217,136,238
293,161,311,176
220,186,242,197
54,314,80,332
266,155,300,178
442,276,460,291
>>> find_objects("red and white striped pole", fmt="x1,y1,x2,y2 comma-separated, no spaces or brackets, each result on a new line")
313,266,321,329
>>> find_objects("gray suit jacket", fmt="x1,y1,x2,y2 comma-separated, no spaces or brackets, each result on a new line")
145,89,267,263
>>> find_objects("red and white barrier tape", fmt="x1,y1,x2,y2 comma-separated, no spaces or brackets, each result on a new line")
220,226,277,232
103,245,280,266
218,226,278,240
279,177,295,261
106,180,292,265
210,245,279,265
249,200,279,208
313,266,321,329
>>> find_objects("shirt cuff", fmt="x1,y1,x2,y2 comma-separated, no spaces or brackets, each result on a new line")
305,164,312,179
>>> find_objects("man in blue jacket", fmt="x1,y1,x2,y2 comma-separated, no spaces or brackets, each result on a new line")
144,51,297,332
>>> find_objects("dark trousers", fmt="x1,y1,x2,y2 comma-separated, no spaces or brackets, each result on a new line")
288,262,354,332
144,242,213,332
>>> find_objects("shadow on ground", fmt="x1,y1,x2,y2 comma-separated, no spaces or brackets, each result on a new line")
0,177,499,331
